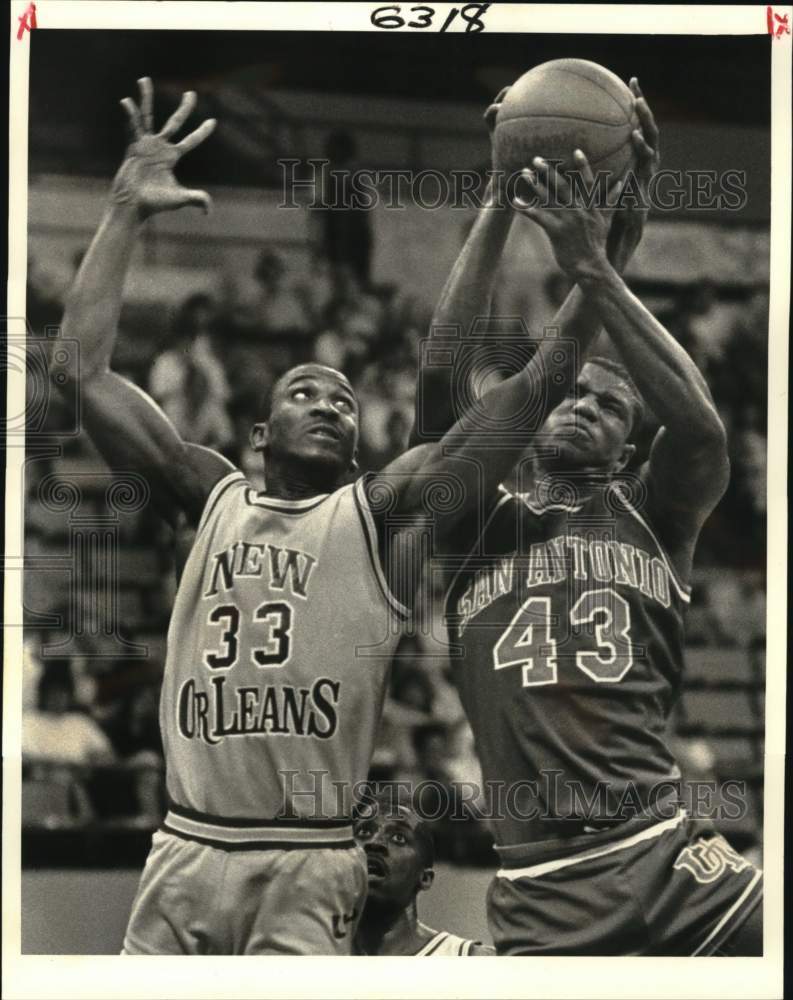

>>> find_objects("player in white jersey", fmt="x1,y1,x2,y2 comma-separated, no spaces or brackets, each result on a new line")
353,790,494,955
53,79,541,955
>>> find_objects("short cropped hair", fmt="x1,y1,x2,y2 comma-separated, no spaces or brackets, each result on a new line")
360,785,436,869
584,356,645,438
257,364,356,424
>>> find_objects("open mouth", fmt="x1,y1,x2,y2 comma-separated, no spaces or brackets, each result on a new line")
307,424,341,442
366,855,388,879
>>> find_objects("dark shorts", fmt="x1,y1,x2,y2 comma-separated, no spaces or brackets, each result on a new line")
488,811,762,956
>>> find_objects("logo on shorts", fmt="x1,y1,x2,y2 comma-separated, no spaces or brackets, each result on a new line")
673,835,750,884
332,908,359,939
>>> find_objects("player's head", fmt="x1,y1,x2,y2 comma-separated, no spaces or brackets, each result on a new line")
539,357,644,475
250,363,360,487
354,788,435,910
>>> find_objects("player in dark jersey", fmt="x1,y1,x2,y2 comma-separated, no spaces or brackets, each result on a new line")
51,79,569,955
414,82,763,956
353,789,494,955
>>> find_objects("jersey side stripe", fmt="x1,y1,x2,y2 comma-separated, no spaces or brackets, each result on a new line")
167,798,350,828
196,470,247,535
690,869,763,956
496,810,686,880
161,822,355,852
352,478,410,621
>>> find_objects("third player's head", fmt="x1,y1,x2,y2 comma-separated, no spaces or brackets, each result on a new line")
250,363,360,489
354,790,435,911
538,357,644,476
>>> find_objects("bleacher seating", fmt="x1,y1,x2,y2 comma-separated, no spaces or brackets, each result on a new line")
684,647,762,686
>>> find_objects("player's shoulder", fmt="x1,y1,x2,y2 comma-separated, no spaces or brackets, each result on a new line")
195,463,248,534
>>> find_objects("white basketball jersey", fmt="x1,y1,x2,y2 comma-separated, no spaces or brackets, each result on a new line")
160,471,408,824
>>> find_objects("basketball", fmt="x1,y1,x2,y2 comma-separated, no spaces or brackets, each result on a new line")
493,59,639,181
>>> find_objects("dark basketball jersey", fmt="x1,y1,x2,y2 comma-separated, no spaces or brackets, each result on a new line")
445,483,690,849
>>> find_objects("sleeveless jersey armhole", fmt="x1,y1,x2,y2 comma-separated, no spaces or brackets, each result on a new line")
442,486,517,616
352,476,410,622
196,470,247,536
612,486,693,603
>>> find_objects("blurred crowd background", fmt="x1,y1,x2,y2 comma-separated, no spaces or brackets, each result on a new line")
20,30,769,871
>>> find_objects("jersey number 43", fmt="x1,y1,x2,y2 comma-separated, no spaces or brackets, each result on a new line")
493,587,633,686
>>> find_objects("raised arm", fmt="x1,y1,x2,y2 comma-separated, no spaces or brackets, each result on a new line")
410,83,651,446
368,167,617,607
369,289,594,612
409,172,514,445
517,115,729,557
51,78,233,527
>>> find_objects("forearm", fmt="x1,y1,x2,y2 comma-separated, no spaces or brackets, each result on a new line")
534,203,647,408
59,202,141,382
433,181,513,330
423,360,545,523
412,286,603,528
410,181,513,444
580,262,724,438
537,284,602,405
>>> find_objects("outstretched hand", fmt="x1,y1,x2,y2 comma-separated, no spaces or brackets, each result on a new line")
629,76,660,186
606,77,660,272
111,77,217,219
513,151,621,282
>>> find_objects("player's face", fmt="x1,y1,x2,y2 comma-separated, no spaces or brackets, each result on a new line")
265,367,359,477
354,806,429,907
540,363,635,472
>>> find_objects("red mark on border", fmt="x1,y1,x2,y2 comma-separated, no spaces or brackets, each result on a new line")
767,6,790,39
17,2,37,40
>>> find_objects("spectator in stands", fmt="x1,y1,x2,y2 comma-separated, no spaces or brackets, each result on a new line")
314,264,384,378
218,250,315,440
356,363,413,470
733,403,767,517
360,407,411,471
252,249,313,337
314,297,371,378
712,287,768,418
392,721,456,799
22,660,116,826
148,293,234,453
22,632,45,713
294,248,337,332
23,661,115,766
392,659,435,716
411,724,455,787
370,657,437,779
658,282,724,375
316,129,373,287
122,685,166,825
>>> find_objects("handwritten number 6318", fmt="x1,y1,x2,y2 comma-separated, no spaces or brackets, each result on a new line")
371,3,490,32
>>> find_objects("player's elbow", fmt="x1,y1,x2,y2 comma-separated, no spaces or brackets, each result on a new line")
690,405,728,456
696,418,731,500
